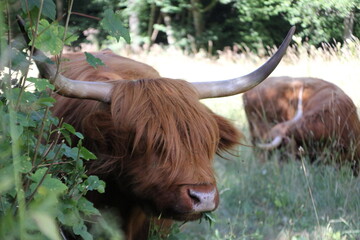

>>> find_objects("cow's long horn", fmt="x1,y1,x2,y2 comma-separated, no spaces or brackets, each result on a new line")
257,86,304,150
257,136,283,150
17,16,113,103
192,26,295,99
285,86,303,125
34,53,113,102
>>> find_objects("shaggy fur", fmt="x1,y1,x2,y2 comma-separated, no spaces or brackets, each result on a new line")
243,77,360,173
52,50,241,239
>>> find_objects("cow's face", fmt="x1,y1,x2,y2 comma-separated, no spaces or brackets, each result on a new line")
85,78,241,220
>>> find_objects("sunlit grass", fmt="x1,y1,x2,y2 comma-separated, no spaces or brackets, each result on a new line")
108,39,360,239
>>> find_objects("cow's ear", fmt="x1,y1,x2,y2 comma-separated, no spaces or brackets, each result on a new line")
214,114,243,153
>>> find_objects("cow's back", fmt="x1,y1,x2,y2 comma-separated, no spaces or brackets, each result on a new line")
60,49,161,82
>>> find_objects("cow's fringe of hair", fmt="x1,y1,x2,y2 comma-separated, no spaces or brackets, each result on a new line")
94,79,219,174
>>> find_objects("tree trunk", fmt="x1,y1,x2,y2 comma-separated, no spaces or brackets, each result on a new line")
147,3,157,37
343,10,355,41
146,2,158,49
190,0,204,38
163,13,176,46
128,0,141,51
56,0,63,22
190,0,217,38
149,11,162,47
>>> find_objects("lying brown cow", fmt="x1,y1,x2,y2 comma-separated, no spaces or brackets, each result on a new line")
243,77,360,173
23,20,294,239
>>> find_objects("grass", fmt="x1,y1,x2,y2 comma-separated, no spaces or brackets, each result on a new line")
181,148,360,240
100,38,360,239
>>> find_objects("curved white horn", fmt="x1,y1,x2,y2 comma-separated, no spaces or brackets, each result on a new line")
34,51,113,103
17,15,113,103
256,86,304,150
257,135,283,150
192,26,296,99
287,86,303,125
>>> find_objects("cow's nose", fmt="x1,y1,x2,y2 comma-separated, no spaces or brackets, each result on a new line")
187,185,219,212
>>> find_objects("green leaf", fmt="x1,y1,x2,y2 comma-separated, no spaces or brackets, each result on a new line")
28,19,78,55
37,97,56,107
39,0,56,20
80,147,97,160
85,176,105,193
10,121,23,141
101,9,131,43
27,77,55,91
16,112,36,127
30,168,47,183
84,52,105,69
39,178,68,196
19,156,32,173
77,197,100,216
30,168,68,196
63,123,84,139
22,0,56,20
64,34,79,45
19,91,39,106
29,19,63,55
202,212,216,227
57,200,79,226
60,130,72,145
74,131,84,139
62,145,80,160
58,27,79,45
62,123,76,134
73,221,93,240
9,47,30,73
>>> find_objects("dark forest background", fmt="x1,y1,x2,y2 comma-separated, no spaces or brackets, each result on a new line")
61,0,360,53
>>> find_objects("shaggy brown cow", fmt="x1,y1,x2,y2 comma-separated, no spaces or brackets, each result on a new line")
243,77,360,173
53,51,238,238
23,20,294,239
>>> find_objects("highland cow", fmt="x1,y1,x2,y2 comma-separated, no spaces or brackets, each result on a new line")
26,22,294,239
243,77,360,173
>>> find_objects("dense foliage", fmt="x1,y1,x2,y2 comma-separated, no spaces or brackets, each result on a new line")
63,0,360,53
0,1,128,239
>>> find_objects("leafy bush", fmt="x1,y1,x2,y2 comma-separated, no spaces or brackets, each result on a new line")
0,1,128,239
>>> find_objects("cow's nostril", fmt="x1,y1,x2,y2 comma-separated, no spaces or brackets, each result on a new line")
188,189,201,204
186,187,218,212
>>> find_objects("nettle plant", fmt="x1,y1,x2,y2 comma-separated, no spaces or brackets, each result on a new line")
0,1,129,239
